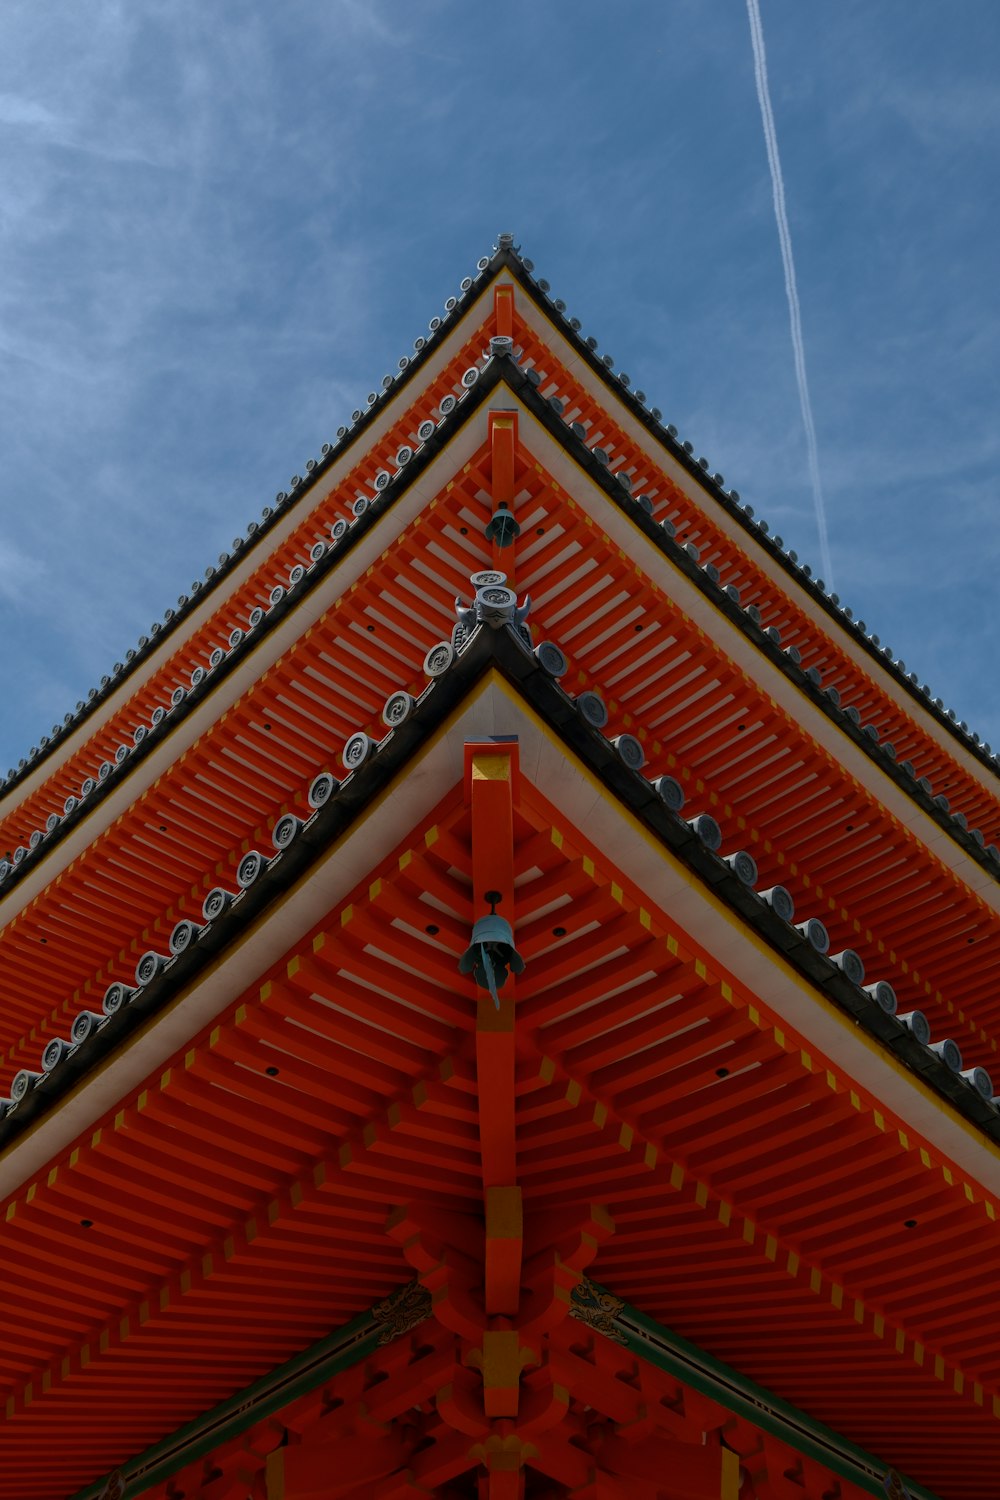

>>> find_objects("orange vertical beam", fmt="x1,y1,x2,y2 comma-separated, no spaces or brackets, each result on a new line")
466,743,519,1194
494,283,515,338
489,410,518,581
485,1184,523,1316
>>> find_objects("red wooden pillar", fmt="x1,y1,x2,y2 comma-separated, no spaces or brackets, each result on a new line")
488,410,518,580
494,284,515,339
465,743,520,1194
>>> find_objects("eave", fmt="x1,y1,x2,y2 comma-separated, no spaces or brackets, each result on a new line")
3,362,1000,1096
1,638,999,1499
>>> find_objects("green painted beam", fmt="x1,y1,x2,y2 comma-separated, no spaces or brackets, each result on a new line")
70,1277,936,1500
569,1279,936,1500
69,1305,386,1500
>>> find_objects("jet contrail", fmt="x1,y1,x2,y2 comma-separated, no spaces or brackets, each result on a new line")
745,0,834,590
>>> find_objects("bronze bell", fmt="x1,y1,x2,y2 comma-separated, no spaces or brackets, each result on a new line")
484,503,521,549
458,892,525,1007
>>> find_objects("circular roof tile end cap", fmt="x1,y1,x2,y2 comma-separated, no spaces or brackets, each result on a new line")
272,814,304,851
651,774,685,813
759,885,795,923
611,733,645,771
342,731,377,772
929,1037,963,1073
382,691,416,729
41,1036,71,1073
102,982,134,1016
796,917,830,954
135,950,167,987
308,772,339,810
71,1010,105,1046
169,919,203,955
535,640,568,678
830,948,865,987
898,1010,931,1046
424,641,456,677
687,813,722,851
961,1065,994,1100
575,691,608,729
724,849,758,887
863,979,897,1015
203,887,234,922
236,850,267,888
719,852,758,882
11,1068,42,1102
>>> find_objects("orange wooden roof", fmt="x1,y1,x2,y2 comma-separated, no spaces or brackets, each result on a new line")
102,1302,896,1500
1,723,997,1498
1,366,999,1102
2,256,997,894
1,249,998,1500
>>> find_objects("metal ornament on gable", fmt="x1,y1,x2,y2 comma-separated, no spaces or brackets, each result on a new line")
458,891,525,1009
451,571,533,652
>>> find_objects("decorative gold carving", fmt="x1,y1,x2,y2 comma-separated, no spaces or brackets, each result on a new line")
96,1472,126,1500
569,1278,628,1345
371,1279,432,1345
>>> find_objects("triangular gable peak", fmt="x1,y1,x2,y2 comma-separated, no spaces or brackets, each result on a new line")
2,242,999,1500
1,363,999,1095
2,245,997,894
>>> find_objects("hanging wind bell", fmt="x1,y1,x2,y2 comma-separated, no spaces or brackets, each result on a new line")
458,891,524,1008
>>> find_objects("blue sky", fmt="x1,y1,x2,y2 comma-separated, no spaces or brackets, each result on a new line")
1,0,998,769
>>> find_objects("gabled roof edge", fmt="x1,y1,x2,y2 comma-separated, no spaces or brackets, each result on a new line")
5,618,998,1158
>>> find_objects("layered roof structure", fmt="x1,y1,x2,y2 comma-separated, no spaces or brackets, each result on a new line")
1,237,998,1500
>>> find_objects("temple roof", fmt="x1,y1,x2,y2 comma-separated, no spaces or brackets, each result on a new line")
2,240,998,808
1,243,998,1500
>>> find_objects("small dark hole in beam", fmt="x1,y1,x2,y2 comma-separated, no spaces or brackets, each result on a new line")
552,926,567,937
716,1067,729,1078
265,1066,280,1077
904,1218,917,1229
80,1219,93,1228
425,924,439,935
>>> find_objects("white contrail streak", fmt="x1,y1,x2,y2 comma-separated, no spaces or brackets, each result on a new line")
745,0,834,589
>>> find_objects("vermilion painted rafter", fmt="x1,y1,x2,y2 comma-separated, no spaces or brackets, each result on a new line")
2,752,998,1496
3,375,1000,1114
